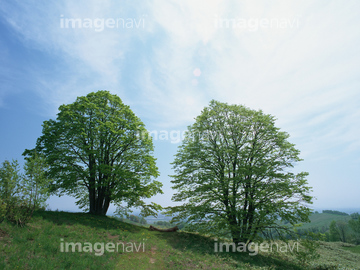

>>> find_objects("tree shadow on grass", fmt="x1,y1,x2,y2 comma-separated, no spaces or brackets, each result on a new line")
154,231,303,270
33,210,143,233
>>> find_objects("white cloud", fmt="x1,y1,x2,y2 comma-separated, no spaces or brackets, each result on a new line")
1,0,359,159
1,0,360,210
138,0,360,161
0,0,150,113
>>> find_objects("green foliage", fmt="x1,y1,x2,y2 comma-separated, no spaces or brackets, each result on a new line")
126,215,147,225
25,90,163,216
327,216,360,244
140,216,147,225
348,216,360,234
3,197,33,227
291,232,322,267
329,220,350,243
129,214,140,223
0,199,6,223
168,100,313,244
335,221,348,242
0,160,21,202
22,152,51,210
348,216,360,244
0,160,34,226
175,221,187,230
293,239,320,267
329,221,340,241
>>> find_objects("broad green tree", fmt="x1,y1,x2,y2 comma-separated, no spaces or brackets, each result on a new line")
329,220,348,242
25,91,162,216
168,100,313,244
336,220,349,242
348,215,360,244
349,216,360,234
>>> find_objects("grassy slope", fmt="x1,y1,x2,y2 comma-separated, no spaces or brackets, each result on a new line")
0,211,359,270
297,213,351,230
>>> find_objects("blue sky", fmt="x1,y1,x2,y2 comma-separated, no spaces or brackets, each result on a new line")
0,0,359,214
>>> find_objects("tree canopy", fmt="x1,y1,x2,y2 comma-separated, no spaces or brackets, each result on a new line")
168,100,313,244
24,91,162,216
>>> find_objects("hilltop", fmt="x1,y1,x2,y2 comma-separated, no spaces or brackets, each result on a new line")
0,211,359,269
290,211,351,233
298,212,351,231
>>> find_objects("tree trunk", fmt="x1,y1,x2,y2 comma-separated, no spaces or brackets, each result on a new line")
88,153,97,214
88,152,111,216
101,196,110,215
88,188,96,214
89,189,110,216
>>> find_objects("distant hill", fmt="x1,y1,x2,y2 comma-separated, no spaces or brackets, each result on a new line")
297,211,351,231
313,208,360,215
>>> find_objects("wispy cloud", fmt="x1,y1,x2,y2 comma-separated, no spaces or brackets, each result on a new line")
1,0,359,160
139,0,360,160
0,0,150,114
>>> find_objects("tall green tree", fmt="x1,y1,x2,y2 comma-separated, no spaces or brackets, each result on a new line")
24,91,162,216
329,220,348,242
329,220,340,241
348,215,360,244
336,220,349,242
0,159,34,226
22,152,50,209
168,100,313,244
350,212,360,220
0,160,21,223
0,160,21,203
349,216,360,234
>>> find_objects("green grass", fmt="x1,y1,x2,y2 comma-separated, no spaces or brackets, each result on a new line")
314,242,360,269
342,244,360,254
1,210,359,270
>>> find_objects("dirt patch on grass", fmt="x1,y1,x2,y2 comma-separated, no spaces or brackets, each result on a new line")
0,228,9,238
151,246,157,255
107,233,119,240
27,223,41,229
150,246,157,263
0,228,11,244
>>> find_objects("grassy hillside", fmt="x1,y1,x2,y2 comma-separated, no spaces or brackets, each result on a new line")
297,212,351,230
1,211,359,270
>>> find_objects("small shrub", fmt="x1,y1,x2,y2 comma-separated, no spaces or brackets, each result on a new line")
290,233,323,267
5,198,34,227
292,239,320,267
